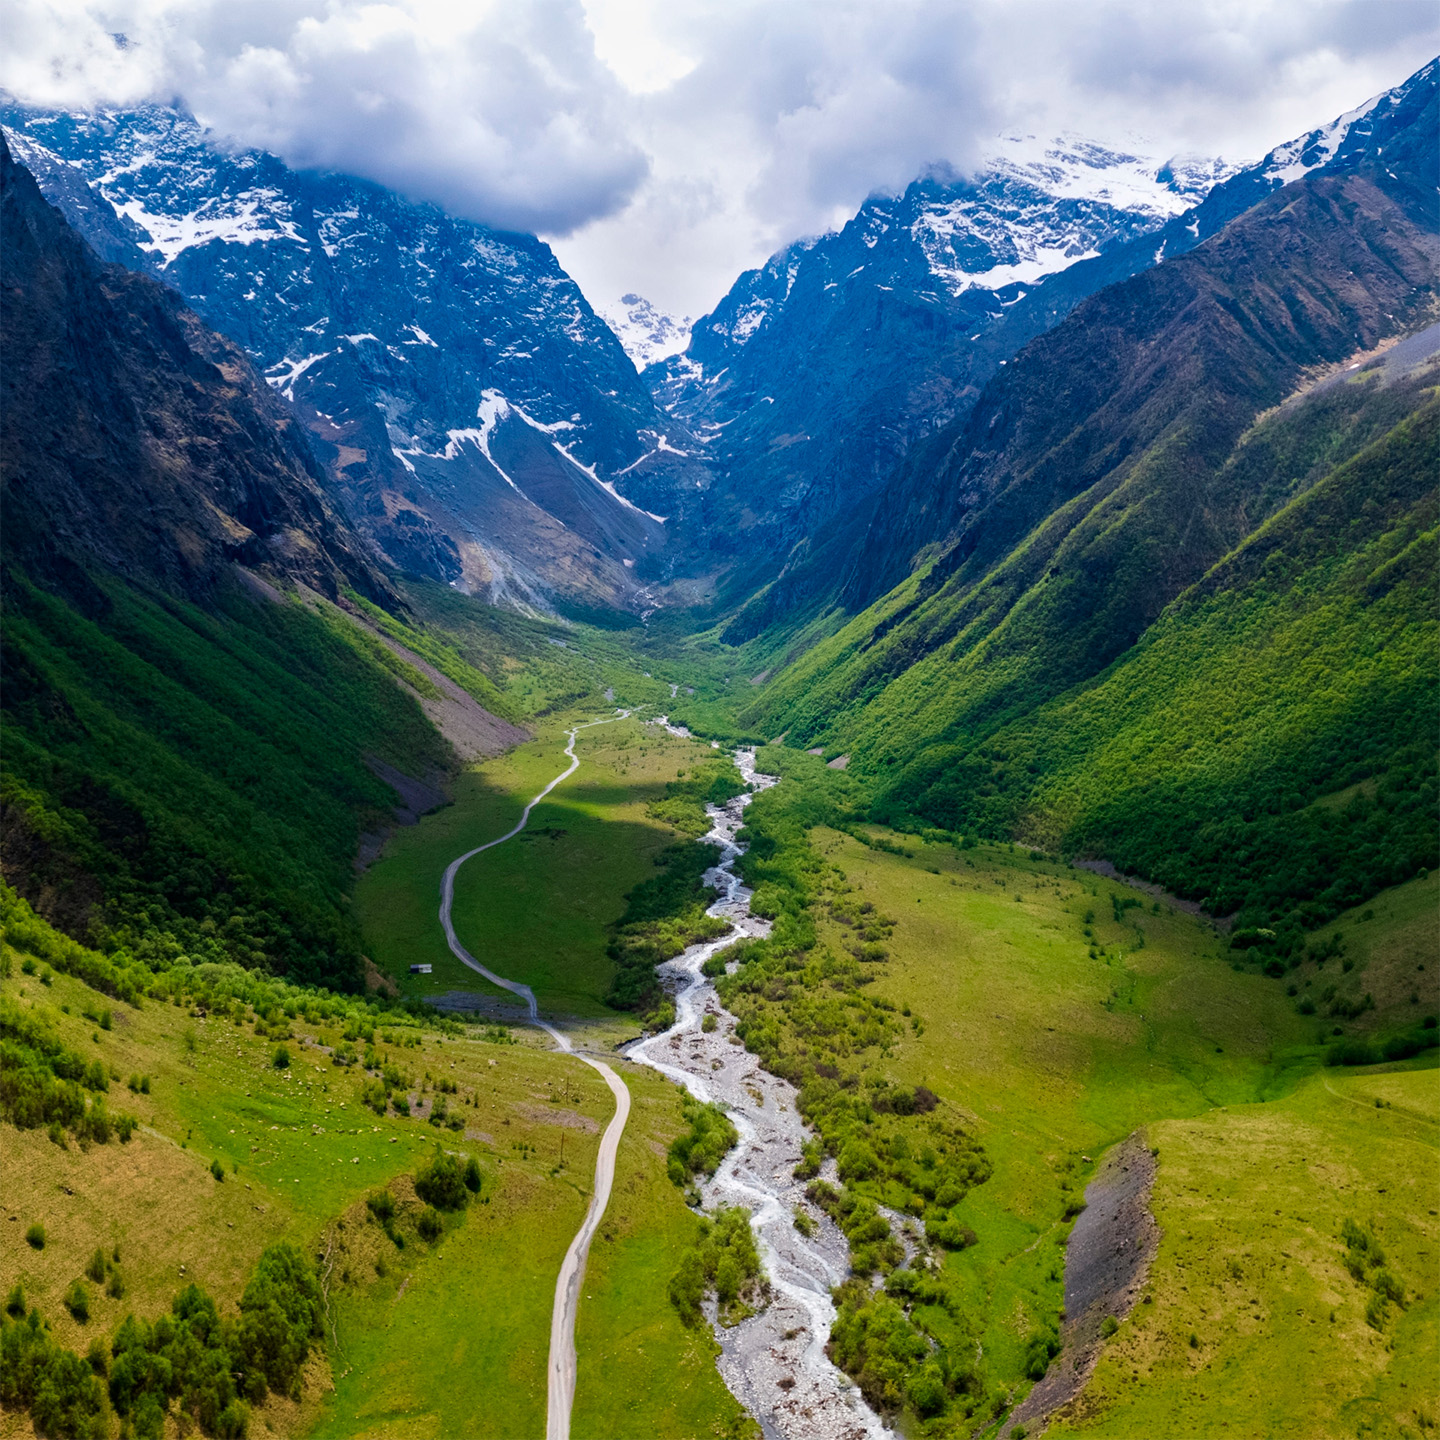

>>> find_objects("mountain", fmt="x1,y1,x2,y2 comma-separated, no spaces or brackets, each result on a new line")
0,135,523,988
655,60,1436,608
0,132,385,610
1,106,711,618
601,293,694,370
710,58,1440,639
722,61,1438,940
648,134,1232,579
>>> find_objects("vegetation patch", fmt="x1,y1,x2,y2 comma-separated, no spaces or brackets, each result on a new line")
669,1207,768,1328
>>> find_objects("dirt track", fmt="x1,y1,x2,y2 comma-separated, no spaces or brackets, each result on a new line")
436,715,632,1440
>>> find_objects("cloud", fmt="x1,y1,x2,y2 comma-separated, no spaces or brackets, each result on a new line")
4,0,1437,314
2,0,649,234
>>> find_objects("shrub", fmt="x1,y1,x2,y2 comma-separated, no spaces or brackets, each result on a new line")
211,1158,226,1182
668,1206,763,1327
667,1098,739,1187
366,1190,396,1222
701,1013,718,1033
271,1045,290,1070
416,1206,443,1242
414,1148,470,1211
5,1282,24,1317
0,1309,107,1438
1100,1316,1118,1338
85,1248,107,1284
63,1280,90,1323
25,1223,44,1250
1026,1328,1062,1376
463,1157,483,1194
233,1242,324,1400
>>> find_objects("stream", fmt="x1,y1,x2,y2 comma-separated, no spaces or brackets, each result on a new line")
626,745,892,1440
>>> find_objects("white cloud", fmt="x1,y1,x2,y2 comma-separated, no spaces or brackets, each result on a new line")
4,0,1436,317
2,0,649,234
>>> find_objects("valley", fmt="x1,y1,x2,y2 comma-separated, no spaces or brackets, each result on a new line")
2,43,1437,1440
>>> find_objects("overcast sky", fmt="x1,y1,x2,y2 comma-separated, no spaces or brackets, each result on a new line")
6,1,1437,319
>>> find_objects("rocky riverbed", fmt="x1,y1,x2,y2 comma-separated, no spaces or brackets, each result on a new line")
626,746,891,1440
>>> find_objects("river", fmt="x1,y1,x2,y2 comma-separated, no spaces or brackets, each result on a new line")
626,745,892,1440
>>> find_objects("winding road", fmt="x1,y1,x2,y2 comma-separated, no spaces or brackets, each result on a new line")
438,715,632,1440
439,719,886,1440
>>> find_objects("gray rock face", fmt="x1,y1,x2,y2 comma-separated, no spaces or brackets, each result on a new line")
649,134,1231,580
1,103,710,614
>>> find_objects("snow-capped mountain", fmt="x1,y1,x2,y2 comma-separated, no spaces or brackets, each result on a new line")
651,60,1434,583
600,293,693,370
648,134,1245,573
1,104,709,614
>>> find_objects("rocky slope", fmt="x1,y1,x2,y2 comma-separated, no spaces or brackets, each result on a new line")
0,132,387,608
2,106,710,616
712,57,1439,639
732,65,1439,909
656,60,1436,611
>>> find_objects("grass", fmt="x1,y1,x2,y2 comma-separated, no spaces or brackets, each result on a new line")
356,715,714,1016
802,824,1321,1398
571,1067,757,1440
2,902,748,1438
791,822,1438,1431
1051,1062,1439,1439
1291,870,1440,1036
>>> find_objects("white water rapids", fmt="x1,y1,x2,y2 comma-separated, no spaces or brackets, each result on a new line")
626,745,892,1440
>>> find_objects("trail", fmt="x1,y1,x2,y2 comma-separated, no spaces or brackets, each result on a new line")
438,714,632,1440
626,746,891,1440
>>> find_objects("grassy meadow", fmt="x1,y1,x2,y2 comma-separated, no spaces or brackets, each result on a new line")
355,715,714,1015
1,778,749,1440
798,824,1437,1431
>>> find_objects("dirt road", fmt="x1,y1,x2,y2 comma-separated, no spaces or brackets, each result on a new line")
437,715,632,1440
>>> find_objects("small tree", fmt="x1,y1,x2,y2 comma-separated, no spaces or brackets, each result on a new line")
415,1147,469,1211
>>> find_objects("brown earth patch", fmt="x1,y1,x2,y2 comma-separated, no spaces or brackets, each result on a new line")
514,1103,599,1134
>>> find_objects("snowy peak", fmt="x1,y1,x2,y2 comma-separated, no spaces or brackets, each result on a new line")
906,133,1239,299
1255,56,1437,185
2,99,706,615
601,293,692,369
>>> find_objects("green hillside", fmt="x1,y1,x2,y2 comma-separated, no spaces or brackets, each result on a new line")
733,356,1438,945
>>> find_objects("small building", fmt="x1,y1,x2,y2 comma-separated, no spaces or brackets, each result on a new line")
409,964,432,974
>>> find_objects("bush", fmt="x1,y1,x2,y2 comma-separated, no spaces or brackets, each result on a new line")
669,1207,763,1327
667,1098,739,1187
85,1248,107,1284
414,1148,470,1211
271,1045,290,1070
1326,1038,1379,1067
25,1223,44,1250
211,1158,226,1182
63,1280,90,1323
233,1243,324,1400
463,1157,483,1194
0,1309,107,1439
416,1206,443,1242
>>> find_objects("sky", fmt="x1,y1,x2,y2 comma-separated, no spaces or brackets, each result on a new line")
4,0,1437,321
